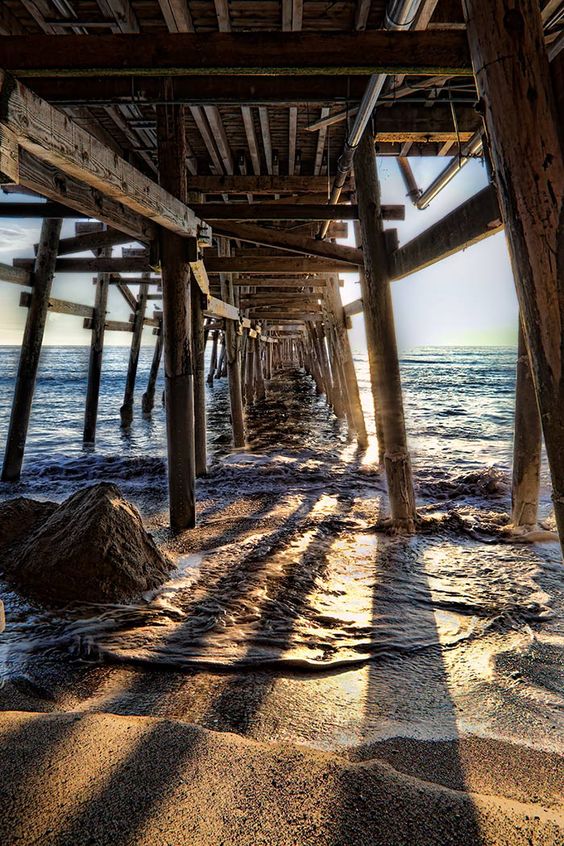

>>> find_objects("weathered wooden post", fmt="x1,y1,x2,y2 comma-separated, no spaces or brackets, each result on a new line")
245,333,255,405
207,330,219,385
191,276,207,476
355,130,416,530
2,217,62,482
512,322,542,527
463,0,564,546
326,274,368,448
215,334,226,379
83,244,110,444
120,276,149,427
142,326,163,414
255,337,266,400
353,220,386,463
156,93,195,531
218,240,245,447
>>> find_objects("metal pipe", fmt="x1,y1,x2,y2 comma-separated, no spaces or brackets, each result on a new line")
415,131,483,209
317,0,426,239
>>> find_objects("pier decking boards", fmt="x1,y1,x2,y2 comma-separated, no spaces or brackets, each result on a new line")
0,0,561,548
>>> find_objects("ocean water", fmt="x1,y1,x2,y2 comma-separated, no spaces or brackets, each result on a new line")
0,345,562,747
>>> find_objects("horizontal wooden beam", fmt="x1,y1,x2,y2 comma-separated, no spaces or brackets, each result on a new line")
344,298,363,317
210,257,353,274
17,150,157,243
13,255,353,276
20,291,94,319
0,261,31,285
54,228,139,255
389,184,502,280
193,203,404,221
210,222,363,265
205,295,240,321
83,318,134,333
0,71,200,238
3,32,472,78
188,176,347,194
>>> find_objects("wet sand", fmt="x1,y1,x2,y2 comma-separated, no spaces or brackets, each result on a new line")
0,710,562,846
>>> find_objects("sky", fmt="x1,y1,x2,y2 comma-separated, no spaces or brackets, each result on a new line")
0,155,518,351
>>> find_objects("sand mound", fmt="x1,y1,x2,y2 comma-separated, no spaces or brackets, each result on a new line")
0,497,58,551
0,711,561,846
1,483,171,605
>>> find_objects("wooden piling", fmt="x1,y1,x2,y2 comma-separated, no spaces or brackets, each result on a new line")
192,277,207,476
142,326,163,414
83,246,110,444
120,276,148,427
207,330,219,385
156,88,195,531
326,274,368,448
245,334,255,405
355,130,416,530
512,322,543,527
464,0,564,545
219,239,245,447
254,338,266,400
215,335,226,379
353,220,386,463
2,217,62,482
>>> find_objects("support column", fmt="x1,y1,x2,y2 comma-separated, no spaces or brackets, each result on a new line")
512,321,542,527
245,334,255,406
326,275,368,448
355,130,416,530
120,277,148,427
254,337,266,400
83,248,110,443
216,335,226,379
142,326,163,414
157,90,195,531
463,0,564,545
191,277,207,476
353,220,386,462
219,247,245,445
2,217,62,482
207,331,218,384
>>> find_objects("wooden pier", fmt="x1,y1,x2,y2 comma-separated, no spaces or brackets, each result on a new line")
0,0,562,547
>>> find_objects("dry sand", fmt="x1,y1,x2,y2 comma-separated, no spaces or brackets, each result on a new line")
0,709,562,846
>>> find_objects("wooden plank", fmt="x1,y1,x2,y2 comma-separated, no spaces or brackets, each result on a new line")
83,318,134,332
205,295,240,321
210,222,363,265
157,0,195,33
17,149,157,242
240,106,261,176
389,185,503,280
209,257,352,274
189,257,211,295
13,255,351,275
258,107,273,174
186,175,347,194
0,262,31,286
193,203,403,221
2,32,472,78
344,297,363,317
0,71,200,238
50,228,137,255
288,107,297,176
20,291,94,319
